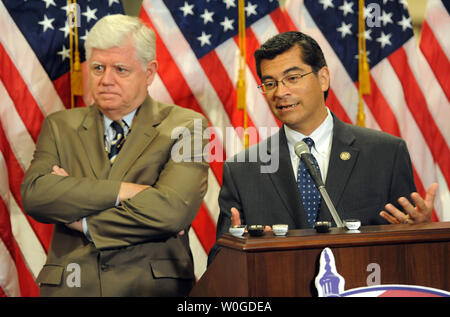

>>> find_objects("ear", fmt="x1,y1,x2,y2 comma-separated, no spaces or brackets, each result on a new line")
317,66,330,93
145,60,158,86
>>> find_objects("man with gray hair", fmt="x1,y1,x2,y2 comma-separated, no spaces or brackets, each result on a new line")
21,14,208,296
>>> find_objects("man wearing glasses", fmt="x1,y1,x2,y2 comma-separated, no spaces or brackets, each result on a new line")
208,31,437,265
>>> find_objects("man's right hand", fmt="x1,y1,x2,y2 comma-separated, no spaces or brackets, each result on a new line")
230,207,271,231
118,182,150,202
118,182,185,236
230,207,242,226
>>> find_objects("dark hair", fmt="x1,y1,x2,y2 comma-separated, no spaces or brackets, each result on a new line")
254,31,329,99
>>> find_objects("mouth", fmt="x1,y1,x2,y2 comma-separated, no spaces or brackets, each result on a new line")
98,92,120,99
276,102,299,111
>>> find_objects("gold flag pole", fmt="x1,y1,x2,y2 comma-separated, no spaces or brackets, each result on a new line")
357,0,371,126
69,0,83,108
237,0,249,148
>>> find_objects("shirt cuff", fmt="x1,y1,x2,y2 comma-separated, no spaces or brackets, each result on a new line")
82,217,93,242
82,195,119,242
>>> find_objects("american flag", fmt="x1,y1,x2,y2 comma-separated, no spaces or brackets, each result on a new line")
0,0,123,297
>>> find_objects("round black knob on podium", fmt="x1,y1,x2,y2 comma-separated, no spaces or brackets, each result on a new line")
315,221,331,233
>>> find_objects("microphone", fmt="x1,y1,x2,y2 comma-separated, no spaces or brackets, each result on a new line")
294,142,325,188
295,141,344,228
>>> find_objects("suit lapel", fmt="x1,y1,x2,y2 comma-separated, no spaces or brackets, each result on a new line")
108,98,161,180
323,115,359,217
78,107,110,179
266,128,309,228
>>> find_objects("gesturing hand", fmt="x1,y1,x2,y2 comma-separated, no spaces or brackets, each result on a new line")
230,207,271,231
380,183,438,225
230,207,242,226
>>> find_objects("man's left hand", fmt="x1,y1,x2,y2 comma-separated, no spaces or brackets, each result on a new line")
66,220,83,232
51,165,69,176
380,183,438,225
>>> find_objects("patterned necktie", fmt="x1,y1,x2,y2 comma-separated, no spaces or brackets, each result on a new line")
297,137,322,228
108,120,126,164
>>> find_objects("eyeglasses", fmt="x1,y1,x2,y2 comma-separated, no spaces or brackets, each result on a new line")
257,71,314,94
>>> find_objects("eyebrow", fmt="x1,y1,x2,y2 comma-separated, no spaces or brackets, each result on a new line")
282,66,304,75
90,61,131,68
261,66,306,81
113,63,131,68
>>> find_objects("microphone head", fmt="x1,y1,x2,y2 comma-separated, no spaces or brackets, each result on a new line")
294,141,310,157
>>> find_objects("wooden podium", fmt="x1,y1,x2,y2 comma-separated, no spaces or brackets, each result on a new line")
190,222,450,297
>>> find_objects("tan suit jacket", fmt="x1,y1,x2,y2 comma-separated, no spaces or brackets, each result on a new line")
21,97,208,296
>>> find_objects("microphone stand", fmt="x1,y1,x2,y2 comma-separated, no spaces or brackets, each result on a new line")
317,185,344,228
301,153,345,228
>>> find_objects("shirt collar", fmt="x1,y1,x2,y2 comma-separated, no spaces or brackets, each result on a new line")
103,109,137,134
284,107,333,156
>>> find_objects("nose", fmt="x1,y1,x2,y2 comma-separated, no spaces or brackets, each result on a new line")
100,67,115,86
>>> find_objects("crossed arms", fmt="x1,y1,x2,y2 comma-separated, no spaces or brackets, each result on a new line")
21,113,209,249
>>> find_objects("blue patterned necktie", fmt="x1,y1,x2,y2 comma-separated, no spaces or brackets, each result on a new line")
297,137,322,227
108,120,126,164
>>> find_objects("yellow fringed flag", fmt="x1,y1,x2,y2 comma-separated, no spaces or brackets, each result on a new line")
68,0,83,108
357,0,371,127
237,0,249,148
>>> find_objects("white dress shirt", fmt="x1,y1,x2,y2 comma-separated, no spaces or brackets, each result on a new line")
284,107,334,183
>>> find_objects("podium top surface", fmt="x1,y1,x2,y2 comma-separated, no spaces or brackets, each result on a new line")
218,222,450,252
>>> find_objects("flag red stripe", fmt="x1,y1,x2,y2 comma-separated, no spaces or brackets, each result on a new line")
0,197,39,297
388,48,450,185
191,203,217,254
199,51,260,142
271,7,298,33
419,21,450,101
52,72,87,109
52,73,71,110
0,44,43,142
0,124,52,252
362,76,402,137
326,88,353,124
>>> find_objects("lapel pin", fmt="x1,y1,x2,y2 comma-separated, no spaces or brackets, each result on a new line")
340,152,351,161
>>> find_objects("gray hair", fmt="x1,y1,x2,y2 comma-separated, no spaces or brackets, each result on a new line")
85,14,156,67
